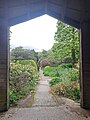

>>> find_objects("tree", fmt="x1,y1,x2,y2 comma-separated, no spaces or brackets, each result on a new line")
52,21,79,65
10,47,38,63
40,59,52,68
38,49,54,67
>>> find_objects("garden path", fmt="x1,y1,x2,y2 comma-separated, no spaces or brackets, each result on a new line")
0,70,90,120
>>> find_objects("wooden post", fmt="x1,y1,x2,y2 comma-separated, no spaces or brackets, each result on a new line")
80,22,90,108
0,19,9,111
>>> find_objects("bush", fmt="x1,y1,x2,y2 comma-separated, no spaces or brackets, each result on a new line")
30,60,38,70
59,63,72,69
40,59,52,68
64,57,72,63
51,81,80,101
10,60,39,104
16,60,38,70
43,65,79,82
16,60,31,65
43,63,80,102
49,77,62,86
43,66,58,77
43,66,53,75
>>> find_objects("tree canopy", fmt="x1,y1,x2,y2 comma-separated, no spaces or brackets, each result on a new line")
10,47,38,63
52,21,79,65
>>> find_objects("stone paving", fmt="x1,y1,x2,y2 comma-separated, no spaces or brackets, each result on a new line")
0,71,90,120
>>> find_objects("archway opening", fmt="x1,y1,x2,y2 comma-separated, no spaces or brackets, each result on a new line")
9,14,80,107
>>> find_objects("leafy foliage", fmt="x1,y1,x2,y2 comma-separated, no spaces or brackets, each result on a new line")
16,60,38,70
49,77,62,86
51,81,80,101
52,21,79,65
40,59,52,68
10,47,38,63
43,66,59,77
38,49,56,67
43,64,80,101
59,63,72,68
43,64,78,80
10,60,39,104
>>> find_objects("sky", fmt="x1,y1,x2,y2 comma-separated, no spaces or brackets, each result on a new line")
10,15,57,51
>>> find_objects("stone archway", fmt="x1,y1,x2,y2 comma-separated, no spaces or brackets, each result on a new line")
0,0,90,111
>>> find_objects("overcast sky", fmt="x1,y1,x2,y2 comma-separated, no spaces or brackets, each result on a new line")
10,15,57,51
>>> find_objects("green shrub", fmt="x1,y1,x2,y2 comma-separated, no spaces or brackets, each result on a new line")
16,60,38,70
43,66,54,76
43,66,53,72
69,69,79,81
51,81,80,101
10,60,39,104
29,60,38,70
44,63,80,102
43,65,79,82
49,77,62,86
59,63,72,69
16,60,31,65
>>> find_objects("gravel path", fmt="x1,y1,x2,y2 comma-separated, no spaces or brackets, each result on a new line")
32,72,57,107
0,70,90,120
